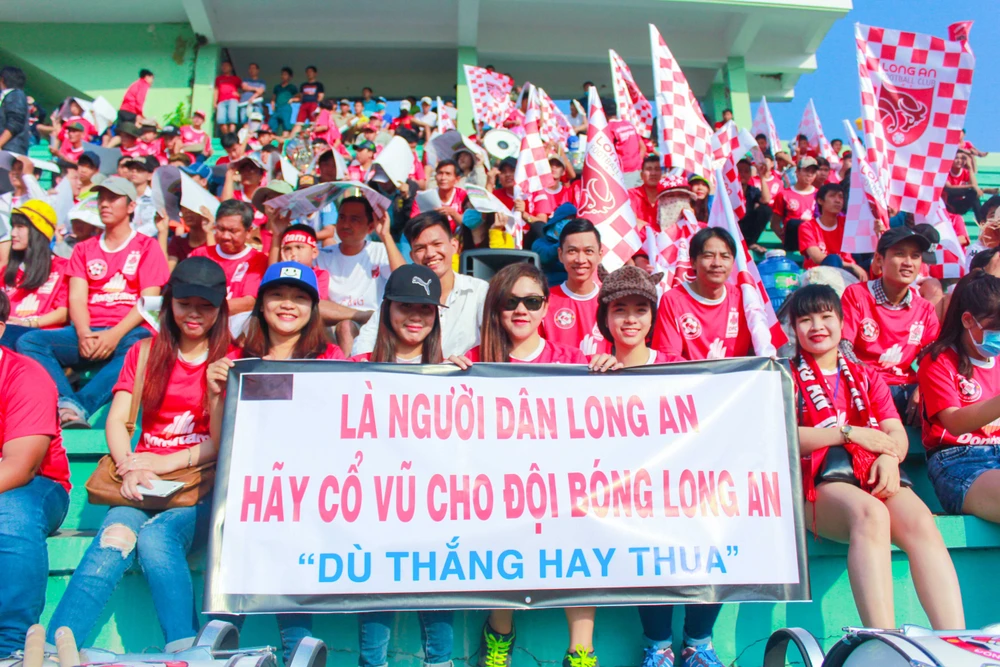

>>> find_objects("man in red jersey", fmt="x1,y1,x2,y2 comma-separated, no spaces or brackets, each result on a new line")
628,155,662,235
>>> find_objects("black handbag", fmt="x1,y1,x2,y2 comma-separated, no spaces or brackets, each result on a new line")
815,444,912,488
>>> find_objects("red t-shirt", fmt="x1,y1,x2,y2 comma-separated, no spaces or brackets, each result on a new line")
919,348,1000,448
750,173,783,203
494,188,554,219
189,245,268,300
59,116,97,143
215,75,243,103
120,142,145,158
410,154,426,182
0,348,71,490
772,186,816,223
540,283,611,356
67,231,170,328
314,267,330,301
120,79,150,115
628,186,659,230
312,109,343,147
465,339,588,364
114,341,211,454
797,362,898,428
411,188,468,217
58,141,84,163
841,281,939,385
543,184,575,211
946,168,971,187
652,283,751,361
0,256,69,327
228,342,346,360
607,119,644,172
798,216,854,269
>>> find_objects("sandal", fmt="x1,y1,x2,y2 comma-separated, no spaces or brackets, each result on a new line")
59,408,91,429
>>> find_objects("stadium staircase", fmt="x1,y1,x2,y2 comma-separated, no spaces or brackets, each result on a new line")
31,148,1000,666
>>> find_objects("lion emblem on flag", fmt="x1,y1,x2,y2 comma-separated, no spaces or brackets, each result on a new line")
877,80,932,147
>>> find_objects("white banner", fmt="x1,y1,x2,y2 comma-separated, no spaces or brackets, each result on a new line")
206,359,807,612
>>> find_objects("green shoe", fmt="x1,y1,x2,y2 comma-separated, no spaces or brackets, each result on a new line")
562,646,599,667
478,623,515,667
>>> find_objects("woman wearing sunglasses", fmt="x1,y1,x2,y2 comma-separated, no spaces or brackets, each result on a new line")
450,262,593,667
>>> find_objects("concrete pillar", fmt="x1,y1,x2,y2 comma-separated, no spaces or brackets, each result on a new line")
456,46,477,135
191,43,219,138
709,82,727,126
724,56,751,130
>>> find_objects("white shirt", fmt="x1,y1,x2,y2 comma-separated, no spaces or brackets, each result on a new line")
316,239,391,310
414,111,437,127
352,271,489,357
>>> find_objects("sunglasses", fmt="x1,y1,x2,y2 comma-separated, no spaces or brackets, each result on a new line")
503,295,546,311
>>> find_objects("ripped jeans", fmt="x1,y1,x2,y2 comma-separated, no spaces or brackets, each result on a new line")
47,503,210,647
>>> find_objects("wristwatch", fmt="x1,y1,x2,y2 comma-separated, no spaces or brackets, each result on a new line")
840,424,853,444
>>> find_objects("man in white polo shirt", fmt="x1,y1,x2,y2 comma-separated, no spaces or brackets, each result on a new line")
351,211,487,357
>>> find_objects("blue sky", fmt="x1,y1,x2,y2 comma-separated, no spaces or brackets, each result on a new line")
765,0,998,149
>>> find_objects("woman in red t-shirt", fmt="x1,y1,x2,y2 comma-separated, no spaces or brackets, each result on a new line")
47,257,230,647
0,202,68,348
918,271,1000,520
788,284,964,630
450,262,590,667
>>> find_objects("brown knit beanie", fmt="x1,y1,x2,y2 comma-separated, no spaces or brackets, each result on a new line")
596,265,663,344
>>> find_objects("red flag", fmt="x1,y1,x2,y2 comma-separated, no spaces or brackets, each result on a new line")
609,49,653,139
579,87,642,271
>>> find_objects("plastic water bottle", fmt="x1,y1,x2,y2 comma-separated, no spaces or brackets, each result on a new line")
758,249,801,311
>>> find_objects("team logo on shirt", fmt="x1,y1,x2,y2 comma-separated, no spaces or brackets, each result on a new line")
725,308,739,338
14,293,39,317
122,251,141,277
87,259,108,280
787,198,800,212
233,262,249,284
163,411,196,436
39,271,59,295
679,313,702,340
372,266,380,278
956,375,982,403
860,318,880,343
102,273,127,293
554,308,576,329
908,321,925,345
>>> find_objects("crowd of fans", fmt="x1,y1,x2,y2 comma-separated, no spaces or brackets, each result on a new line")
1,58,999,667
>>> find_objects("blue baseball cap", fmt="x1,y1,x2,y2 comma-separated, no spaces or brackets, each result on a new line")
259,262,319,303
181,162,212,180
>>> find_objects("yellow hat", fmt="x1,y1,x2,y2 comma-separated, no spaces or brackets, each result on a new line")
12,200,58,240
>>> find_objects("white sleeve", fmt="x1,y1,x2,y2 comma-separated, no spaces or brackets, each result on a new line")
351,307,380,355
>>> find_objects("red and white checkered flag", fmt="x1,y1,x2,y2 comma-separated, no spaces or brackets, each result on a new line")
537,86,572,145
609,49,653,139
579,87,642,271
463,65,515,129
855,22,975,216
752,97,783,156
650,23,712,177
708,168,788,354
711,122,757,220
436,97,456,132
841,119,890,254
642,209,702,291
796,99,839,164
918,199,968,279
514,85,555,195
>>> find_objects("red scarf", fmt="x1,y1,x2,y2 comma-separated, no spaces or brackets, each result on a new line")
793,352,880,502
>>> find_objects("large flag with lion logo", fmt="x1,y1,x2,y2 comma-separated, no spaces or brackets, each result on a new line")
855,22,975,216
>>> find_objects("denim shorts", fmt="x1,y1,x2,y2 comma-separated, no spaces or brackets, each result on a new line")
927,445,1000,514
216,99,239,125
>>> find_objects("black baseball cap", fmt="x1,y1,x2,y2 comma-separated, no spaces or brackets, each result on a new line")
384,264,447,307
877,226,931,254
499,156,517,171
168,257,228,307
78,151,101,169
125,155,159,172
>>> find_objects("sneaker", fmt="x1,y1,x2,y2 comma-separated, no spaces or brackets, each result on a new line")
641,646,674,667
563,646,599,667
478,624,515,667
679,644,724,667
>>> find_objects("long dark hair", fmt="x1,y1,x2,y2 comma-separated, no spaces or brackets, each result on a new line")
479,263,549,362
369,299,443,364
242,285,331,358
920,270,1000,379
5,213,52,291
142,283,231,416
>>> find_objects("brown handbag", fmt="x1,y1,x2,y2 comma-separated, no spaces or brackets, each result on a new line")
85,339,217,510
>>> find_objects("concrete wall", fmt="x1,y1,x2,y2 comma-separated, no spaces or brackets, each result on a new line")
0,22,208,124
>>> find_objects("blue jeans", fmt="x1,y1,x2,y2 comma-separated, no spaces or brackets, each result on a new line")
216,614,314,664
17,325,151,420
0,476,69,656
638,604,722,649
0,323,33,350
928,445,1000,515
216,99,239,126
47,503,210,646
358,611,453,667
